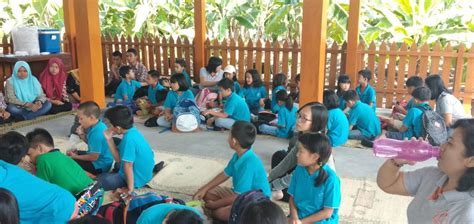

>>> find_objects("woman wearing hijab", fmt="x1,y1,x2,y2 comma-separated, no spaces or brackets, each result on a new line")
5,61,52,120
39,57,72,114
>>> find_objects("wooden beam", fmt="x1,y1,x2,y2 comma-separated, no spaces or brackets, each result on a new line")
345,0,362,84
63,0,78,69
300,0,329,104
73,0,105,107
194,0,206,83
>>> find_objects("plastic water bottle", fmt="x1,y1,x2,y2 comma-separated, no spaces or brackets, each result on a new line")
373,138,440,161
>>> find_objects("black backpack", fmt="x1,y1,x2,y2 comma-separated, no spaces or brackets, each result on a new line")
228,190,269,224
416,105,448,146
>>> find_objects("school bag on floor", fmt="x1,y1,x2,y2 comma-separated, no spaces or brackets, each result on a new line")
228,190,269,224
416,105,448,146
173,98,201,132
96,192,185,224
76,181,104,218
195,88,218,111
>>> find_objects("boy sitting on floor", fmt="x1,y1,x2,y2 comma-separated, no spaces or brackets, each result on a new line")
193,121,270,221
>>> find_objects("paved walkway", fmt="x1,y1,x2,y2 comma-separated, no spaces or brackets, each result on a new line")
14,113,438,223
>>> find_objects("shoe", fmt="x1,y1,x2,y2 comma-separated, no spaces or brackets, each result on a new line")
361,139,374,148
153,161,165,173
144,117,159,127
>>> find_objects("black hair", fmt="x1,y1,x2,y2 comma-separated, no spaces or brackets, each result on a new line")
78,101,101,119
148,70,160,79
425,74,449,100
165,209,203,224
119,65,132,79
170,73,189,91
0,188,19,224
238,200,287,224
112,51,122,58
276,90,293,111
342,90,359,102
298,132,332,186
244,69,263,88
68,215,111,224
155,89,169,104
104,105,133,129
0,132,29,165
26,128,55,149
175,58,187,69
406,76,424,88
411,86,431,102
451,119,474,192
205,56,222,73
231,121,256,149
358,69,372,82
323,89,339,110
126,48,138,56
295,73,301,82
336,75,351,97
272,73,287,89
298,102,328,133
218,78,235,92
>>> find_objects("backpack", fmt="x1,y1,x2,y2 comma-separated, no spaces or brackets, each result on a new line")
97,192,185,224
75,181,104,218
173,98,201,132
416,105,448,146
228,190,269,224
195,88,218,111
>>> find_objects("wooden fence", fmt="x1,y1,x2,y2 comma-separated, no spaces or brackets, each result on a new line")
1,35,473,114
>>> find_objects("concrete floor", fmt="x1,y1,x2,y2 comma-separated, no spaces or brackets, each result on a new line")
13,113,438,223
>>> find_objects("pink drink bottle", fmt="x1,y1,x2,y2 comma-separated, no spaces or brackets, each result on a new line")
373,138,440,161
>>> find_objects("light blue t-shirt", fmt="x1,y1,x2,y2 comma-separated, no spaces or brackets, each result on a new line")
183,70,193,89
405,98,415,111
272,85,286,113
288,165,341,223
137,203,203,224
114,79,142,103
356,84,376,111
163,89,195,111
119,127,155,188
224,148,271,197
87,120,114,172
148,83,165,105
338,96,347,110
234,81,242,96
402,102,430,139
327,108,349,147
0,160,76,224
276,105,298,138
224,92,251,122
348,101,382,138
241,86,267,111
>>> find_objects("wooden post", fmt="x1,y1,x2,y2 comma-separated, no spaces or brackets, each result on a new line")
73,0,105,107
345,0,361,84
63,0,78,68
194,0,206,83
300,0,329,104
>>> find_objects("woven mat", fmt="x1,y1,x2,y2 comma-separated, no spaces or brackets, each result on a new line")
0,110,76,134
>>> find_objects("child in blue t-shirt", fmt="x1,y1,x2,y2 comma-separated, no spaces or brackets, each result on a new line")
0,131,77,223
336,74,351,112
271,73,288,113
355,69,376,111
288,133,341,224
156,73,195,128
137,204,204,224
241,69,267,115
193,121,270,221
259,91,297,138
97,105,155,192
393,76,424,120
136,70,166,116
323,90,349,147
386,86,432,140
204,78,251,130
174,58,193,90
110,66,147,112
343,90,382,141
68,101,114,175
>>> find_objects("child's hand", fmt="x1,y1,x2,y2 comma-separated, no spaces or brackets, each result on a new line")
1,111,10,119
289,218,301,224
193,188,207,200
104,129,114,140
165,114,173,121
259,99,265,107
76,126,85,136
66,150,77,157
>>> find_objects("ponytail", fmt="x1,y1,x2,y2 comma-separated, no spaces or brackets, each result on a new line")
315,165,328,187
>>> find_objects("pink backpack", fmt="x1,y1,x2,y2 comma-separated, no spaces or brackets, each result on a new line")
195,88,218,111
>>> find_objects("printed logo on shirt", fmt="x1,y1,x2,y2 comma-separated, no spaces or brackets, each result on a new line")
432,211,448,224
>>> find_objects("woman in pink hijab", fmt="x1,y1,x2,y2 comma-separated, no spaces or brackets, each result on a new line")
39,57,72,114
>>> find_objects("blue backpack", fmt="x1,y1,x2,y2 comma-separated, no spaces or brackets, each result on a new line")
173,98,201,132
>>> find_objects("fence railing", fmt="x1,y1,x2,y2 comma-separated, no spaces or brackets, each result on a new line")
1,35,473,114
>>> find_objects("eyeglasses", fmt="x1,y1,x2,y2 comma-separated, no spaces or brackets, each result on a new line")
297,113,312,122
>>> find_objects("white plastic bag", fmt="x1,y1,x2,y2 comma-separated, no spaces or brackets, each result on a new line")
12,26,40,55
